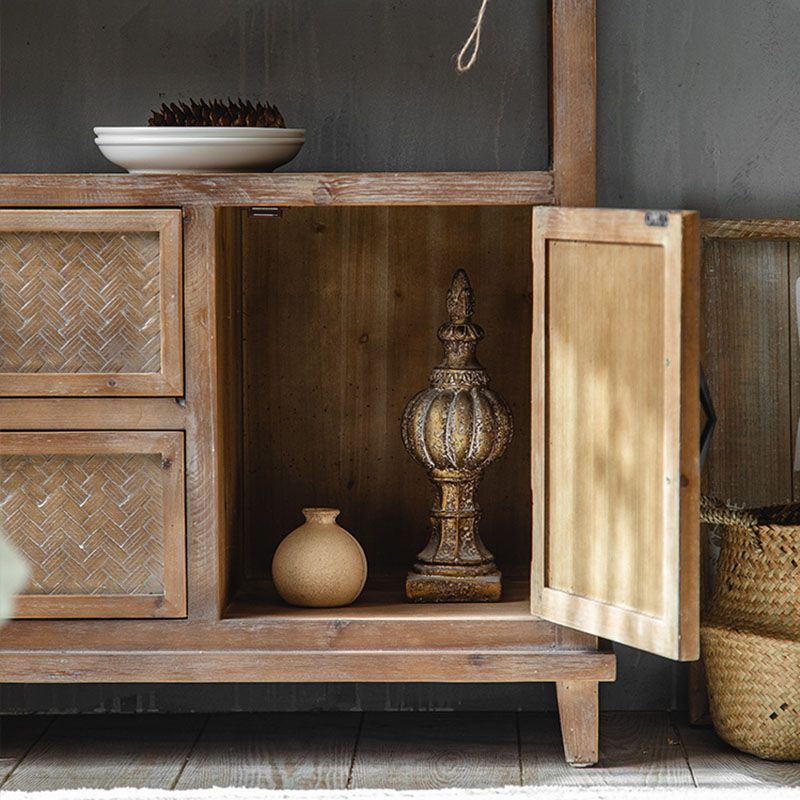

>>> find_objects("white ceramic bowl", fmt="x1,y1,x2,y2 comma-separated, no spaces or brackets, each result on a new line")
94,126,305,173
95,126,305,138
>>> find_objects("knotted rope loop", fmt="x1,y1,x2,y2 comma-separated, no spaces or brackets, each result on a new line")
456,0,490,73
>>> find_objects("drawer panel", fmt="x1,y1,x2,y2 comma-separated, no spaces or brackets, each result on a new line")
0,210,182,396
1,431,186,618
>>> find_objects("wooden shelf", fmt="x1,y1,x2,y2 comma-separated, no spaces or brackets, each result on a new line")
0,171,555,208
225,577,534,622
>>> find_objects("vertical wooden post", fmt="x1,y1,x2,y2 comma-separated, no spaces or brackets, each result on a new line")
550,0,597,206
556,681,600,766
549,0,600,764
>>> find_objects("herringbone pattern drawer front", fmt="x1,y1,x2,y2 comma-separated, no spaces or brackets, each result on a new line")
0,210,183,396
1,452,165,596
1,430,187,618
0,230,161,375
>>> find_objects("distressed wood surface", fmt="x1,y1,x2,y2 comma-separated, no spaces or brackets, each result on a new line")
176,713,360,790
4,711,798,790
0,398,186,430
0,716,52,783
0,172,555,207
702,218,800,240
0,648,616,684
350,712,520,789
676,719,800,787
789,242,800,501
555,681,598,766
181,205,225,621
521,712,693,786
700,238,793,505
551,0,596,206
1,715,205,790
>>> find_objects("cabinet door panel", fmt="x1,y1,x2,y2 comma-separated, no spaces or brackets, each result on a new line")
0,209,182,396
531,207,700,661
1,431,186,618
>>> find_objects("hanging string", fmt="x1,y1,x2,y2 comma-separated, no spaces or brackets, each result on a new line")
456,0,490,73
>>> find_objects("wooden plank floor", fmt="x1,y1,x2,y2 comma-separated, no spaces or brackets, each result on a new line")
0,712,796,791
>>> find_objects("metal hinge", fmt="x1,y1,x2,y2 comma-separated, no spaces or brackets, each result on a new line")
249,207,283,218
644,210,669,227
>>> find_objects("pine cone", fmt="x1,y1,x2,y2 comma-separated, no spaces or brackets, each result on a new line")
148,98,286,128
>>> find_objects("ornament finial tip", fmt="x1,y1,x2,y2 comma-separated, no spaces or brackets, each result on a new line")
447,269,474,324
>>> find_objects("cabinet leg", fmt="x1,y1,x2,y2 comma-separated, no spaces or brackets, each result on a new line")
556,680,599,767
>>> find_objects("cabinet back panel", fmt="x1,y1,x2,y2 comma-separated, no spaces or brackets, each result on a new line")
545,240,665,617
240,206,532,582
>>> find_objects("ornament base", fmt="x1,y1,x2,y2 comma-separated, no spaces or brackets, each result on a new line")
405,567,502,603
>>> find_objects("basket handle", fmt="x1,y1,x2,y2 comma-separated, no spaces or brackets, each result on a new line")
700,495,758,530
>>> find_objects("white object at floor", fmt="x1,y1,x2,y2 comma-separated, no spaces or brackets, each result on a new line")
0,533,29,622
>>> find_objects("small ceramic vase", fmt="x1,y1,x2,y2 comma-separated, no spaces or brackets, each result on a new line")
271,508,367,607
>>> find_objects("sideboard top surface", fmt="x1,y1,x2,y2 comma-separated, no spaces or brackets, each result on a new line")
0,171,555,208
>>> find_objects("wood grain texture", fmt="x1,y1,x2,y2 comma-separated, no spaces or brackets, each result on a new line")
241,205,533,585
181,205,225,621
531,207,700,661
0,715,52,784
350,712,520,789
546,241,666,617
702,218,800,240
0,397,186,430
2,431,185,619
521,712,693,785
0,173,555,208
551,0,596,206
176,713,360,790
1,714,205,791
701,238,793,505
676,718,800,787
790,242,800,502
0,648,616,684
0,209,182,396
556,681,598,766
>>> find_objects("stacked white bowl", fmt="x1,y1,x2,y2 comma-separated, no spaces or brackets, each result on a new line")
94,126,305,173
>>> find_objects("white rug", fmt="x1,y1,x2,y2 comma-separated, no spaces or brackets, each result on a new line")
3,788,799,800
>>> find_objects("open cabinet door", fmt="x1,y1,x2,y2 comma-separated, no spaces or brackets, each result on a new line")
531,207,700,661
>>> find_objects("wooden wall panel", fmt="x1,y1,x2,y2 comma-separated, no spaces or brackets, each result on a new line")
241,206,532,586
701,239,793,505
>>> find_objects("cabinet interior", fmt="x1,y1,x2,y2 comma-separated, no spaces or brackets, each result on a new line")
220,204,535,619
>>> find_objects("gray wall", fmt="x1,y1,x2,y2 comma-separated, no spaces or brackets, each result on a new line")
0,0,549,171
1,0,798,713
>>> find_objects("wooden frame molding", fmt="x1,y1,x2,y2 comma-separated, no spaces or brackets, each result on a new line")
4,431,186,619
0,209,183,396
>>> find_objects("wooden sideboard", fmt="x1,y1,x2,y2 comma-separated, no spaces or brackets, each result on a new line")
0,167,709,769
0,2,703,766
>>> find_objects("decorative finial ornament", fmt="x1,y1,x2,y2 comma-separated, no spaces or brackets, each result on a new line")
401,269,513,602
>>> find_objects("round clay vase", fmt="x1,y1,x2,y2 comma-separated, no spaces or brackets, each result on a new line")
271,508,367,607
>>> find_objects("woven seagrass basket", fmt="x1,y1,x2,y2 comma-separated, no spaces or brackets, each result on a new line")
700,496,800,761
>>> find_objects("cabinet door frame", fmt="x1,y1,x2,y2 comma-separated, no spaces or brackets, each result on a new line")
4,430,186,618
531,206,700,661
0,209,183,396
